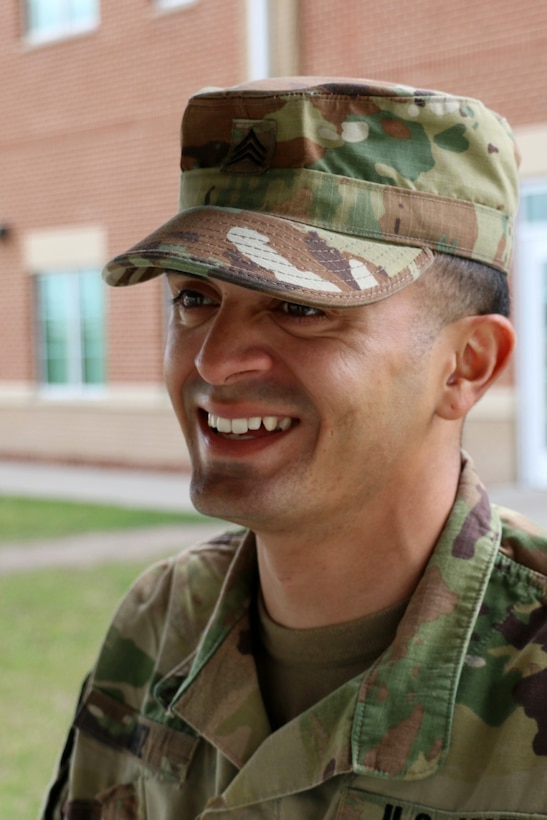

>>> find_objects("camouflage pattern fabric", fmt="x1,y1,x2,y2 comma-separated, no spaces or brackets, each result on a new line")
42,455,547,818
102,78,519,307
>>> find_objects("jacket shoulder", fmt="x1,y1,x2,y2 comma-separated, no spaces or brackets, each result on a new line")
92,528,245,697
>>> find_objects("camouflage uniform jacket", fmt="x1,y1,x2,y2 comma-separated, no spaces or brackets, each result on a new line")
43,456,547,818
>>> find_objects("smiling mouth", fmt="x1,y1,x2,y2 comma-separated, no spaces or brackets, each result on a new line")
206,413,294,438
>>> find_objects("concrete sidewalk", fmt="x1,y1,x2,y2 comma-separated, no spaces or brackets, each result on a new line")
484,483,547,529
0,459,195,512
1,460,546,575
1,459,546,526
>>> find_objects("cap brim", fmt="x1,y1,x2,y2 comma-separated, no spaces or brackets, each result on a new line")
102,206,435,307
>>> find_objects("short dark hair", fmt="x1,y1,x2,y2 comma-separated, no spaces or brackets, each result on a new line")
416,253,511,327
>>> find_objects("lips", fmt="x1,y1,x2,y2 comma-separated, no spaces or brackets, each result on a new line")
207,413,293,436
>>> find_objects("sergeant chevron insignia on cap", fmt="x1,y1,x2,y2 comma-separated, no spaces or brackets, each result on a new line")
222,119,277,174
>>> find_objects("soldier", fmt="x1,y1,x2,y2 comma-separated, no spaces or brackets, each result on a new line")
43,78,547,818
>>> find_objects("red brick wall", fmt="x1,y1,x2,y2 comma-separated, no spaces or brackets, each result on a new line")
4,0,546,391
1,0,245,386
3,0,546,393
299,0,547,127
2,0,546,473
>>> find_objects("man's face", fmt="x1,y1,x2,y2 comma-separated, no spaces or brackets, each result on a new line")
164,272,447,536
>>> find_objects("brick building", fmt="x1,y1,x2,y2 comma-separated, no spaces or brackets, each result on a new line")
2,0,547,485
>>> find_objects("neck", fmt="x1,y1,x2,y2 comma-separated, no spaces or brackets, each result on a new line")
255,446,462,629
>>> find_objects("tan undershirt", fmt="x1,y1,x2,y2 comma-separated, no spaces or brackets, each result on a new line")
255,593,409,729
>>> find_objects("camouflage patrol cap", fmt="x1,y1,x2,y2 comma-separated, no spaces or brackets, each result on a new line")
102,77,520,307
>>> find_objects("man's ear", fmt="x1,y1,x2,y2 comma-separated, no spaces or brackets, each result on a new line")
437,314,516,421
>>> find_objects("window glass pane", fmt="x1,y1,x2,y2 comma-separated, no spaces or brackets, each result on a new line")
524,193,547,223
36,270,105,391
38,273,71,385
26,0,99,35
27,0,64,31
70,0,98,24
79,270,105,385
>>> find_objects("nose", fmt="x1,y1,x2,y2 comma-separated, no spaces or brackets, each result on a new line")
194,304,274,386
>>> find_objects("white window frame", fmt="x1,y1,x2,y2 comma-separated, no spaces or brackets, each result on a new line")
154,0,198,11
247,0,270,79
515,181,547,487
35,268,106,399
24,226,107,399
24,0,100,46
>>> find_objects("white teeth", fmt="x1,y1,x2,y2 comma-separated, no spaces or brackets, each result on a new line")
231,418,249,435
263,416,278,432
206,413,292,435
216,416,232,434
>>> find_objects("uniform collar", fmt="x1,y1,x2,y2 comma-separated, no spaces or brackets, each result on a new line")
352,454,502,779
158,456,502,804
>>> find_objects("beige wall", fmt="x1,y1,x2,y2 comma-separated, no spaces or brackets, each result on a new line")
462,387,516,485
0,385,190,471
515,123,547,179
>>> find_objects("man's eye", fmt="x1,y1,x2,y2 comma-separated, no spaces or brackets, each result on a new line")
172,289,214,309
281,301,325,318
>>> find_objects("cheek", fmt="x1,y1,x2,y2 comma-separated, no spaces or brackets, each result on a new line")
318,353,408,444
315,372,369,445
163,339,178,400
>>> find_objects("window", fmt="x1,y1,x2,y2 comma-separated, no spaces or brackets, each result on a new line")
154,0,198,11
516,183,547,486
524,191,547,223
36,270,105,393
25,0,99,43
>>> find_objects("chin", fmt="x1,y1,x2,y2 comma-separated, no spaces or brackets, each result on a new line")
190,483,253,527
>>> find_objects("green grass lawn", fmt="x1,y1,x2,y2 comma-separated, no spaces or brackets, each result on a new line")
0,495,220,815
0,560,155,817
0,495,207,542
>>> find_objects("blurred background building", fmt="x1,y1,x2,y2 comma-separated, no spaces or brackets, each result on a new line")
1,0,547,485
